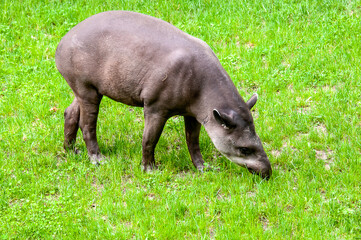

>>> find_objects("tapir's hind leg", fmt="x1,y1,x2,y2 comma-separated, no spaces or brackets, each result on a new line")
77,90,103,165
64,98,80,152
184,116,205,171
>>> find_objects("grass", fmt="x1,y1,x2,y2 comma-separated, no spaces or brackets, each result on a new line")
1,0,361,238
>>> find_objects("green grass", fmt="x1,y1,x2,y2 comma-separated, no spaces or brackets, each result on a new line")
1,0,361,238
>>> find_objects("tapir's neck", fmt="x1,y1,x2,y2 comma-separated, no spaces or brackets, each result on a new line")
190,67,245,126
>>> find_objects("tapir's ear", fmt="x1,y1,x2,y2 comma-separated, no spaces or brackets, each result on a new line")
213,109,236,129
246,93,258,110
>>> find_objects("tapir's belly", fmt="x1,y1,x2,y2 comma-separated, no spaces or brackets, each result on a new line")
95,52,150,107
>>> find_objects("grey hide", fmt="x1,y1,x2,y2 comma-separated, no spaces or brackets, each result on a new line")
55,11,272,179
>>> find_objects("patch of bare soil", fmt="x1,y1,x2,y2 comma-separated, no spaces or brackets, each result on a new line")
271,141,297,159
271,149,281,158
315,149,334,170
259,215,269,231
92,176,104,196
297,106,311,114
245,41,255,49
315,124,327,135
322,85,337,93
246,191,256,198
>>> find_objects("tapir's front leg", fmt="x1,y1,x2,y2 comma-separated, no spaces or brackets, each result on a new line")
142,109,168,172
184,116,205,171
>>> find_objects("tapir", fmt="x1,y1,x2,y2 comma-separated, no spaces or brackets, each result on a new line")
55,11,272,179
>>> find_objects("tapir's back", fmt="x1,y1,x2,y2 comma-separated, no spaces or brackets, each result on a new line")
55,11,216,106
57,11,205,49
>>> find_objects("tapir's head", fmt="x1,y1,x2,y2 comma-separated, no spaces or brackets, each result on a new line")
205,93,272,179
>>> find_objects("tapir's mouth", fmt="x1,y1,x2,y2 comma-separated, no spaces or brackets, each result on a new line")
245,163,272,180
218,152,272,180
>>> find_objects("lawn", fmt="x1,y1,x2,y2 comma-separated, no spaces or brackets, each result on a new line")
1,0,360,239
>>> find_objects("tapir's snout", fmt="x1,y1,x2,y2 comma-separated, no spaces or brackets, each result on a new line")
246,157,272,180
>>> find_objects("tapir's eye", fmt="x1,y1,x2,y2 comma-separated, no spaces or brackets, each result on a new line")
239,147,253,156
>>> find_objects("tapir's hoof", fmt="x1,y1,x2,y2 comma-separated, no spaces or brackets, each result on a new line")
89,154,107,165
196,162,213,172
196,165,205,172
141,164,158,173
